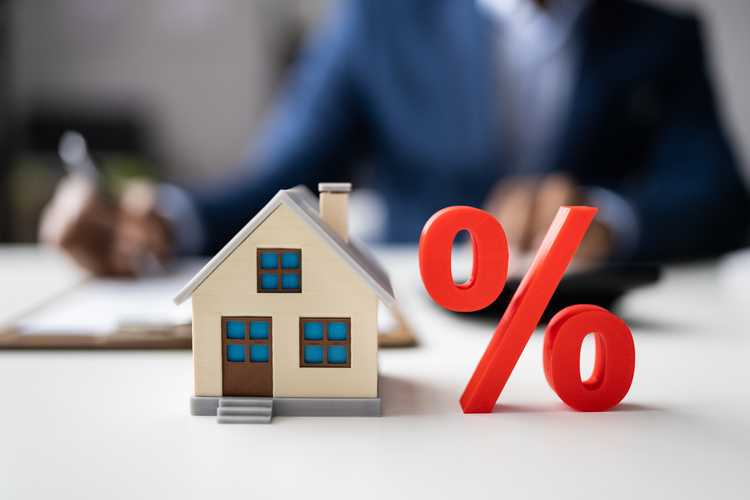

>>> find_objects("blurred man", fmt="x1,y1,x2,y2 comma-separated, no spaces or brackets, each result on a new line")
40,0,750,275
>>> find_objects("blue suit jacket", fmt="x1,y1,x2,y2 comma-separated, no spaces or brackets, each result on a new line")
193,0,749,261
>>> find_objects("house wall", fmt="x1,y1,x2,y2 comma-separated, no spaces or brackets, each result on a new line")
191,203,379,398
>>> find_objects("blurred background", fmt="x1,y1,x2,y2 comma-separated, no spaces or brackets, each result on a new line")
1,0,330,242
1,0,749,243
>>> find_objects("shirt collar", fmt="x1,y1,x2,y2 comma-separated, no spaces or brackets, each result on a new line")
479,1,587,37
477,0,588,56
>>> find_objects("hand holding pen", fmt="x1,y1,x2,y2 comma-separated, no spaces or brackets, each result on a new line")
39,131,173,277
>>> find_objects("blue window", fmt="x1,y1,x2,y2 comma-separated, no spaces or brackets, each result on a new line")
249,320,270,339
328,321,348,341
327,346,348,364
281,273,300,290
250,344,269,362
226,320,245,339
300,318,350,367
303,322,324,340
304,345,323,364
224,318,271,364
260,274,278,290
259,252,278,269
281,251,300,269
258,249,301,292
227,344,245,362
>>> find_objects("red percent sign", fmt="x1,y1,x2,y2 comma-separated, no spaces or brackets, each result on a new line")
419,206,635,413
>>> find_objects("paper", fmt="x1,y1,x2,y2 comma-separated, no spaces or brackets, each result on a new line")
377,302,399,334
16,260,203,336
15,258,402,338
0,246,87,329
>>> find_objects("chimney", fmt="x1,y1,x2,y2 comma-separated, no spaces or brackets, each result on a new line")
318,182,351,241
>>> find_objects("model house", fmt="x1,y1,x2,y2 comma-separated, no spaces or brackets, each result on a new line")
174,183,394,423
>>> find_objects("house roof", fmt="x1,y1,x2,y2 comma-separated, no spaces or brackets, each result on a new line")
173,185,395,307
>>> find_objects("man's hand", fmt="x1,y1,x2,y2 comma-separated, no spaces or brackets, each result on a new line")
39,177,173,276
484,175,614,261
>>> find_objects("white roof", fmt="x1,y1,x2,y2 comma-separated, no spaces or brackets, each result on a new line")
174,186,395,307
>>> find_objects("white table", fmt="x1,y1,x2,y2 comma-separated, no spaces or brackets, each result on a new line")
1,246,749,499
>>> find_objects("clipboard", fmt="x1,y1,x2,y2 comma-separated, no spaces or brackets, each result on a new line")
0,312,416,349
0,252,417,349
0,323,193,349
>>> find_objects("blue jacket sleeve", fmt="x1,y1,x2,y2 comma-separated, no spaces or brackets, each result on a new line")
191,1,369,254
624,17,750,261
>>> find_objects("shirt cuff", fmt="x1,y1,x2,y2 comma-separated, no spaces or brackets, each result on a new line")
155,183,205,255
587,187,640,259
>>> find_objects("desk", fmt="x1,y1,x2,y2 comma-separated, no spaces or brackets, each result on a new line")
1,246,748,499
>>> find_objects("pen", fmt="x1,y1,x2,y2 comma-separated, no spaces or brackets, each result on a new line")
58,130,100,183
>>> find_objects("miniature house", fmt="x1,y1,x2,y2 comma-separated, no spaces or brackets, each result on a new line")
174,183,394,423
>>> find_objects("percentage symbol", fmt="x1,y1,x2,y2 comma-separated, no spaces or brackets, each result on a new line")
419,206,635,413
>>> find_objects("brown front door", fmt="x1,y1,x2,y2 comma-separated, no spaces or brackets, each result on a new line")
221,317,272,396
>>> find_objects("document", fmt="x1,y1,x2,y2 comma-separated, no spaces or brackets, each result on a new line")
15,260,203,336
10,256,406,342
0,246,86,329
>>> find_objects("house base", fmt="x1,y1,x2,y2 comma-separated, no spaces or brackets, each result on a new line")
191,395,381,419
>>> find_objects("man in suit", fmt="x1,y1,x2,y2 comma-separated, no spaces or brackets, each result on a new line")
40,0,750,275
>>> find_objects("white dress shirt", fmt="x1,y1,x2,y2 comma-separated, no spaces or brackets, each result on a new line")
480,0,585,172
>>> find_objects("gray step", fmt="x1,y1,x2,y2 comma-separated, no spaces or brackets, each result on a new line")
219,398,273,408
217,397,274,424
217,406,272,417
217,414,271,424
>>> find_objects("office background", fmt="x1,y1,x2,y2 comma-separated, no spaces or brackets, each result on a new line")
2,0,749,241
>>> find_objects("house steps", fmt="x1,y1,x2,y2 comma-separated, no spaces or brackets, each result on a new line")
217,398,273,424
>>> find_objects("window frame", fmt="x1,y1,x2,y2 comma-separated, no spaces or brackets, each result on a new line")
299,317,352,368
257,248,302,293
222,316,272,364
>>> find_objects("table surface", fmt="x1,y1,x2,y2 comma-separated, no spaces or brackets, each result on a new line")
1,245,749,499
